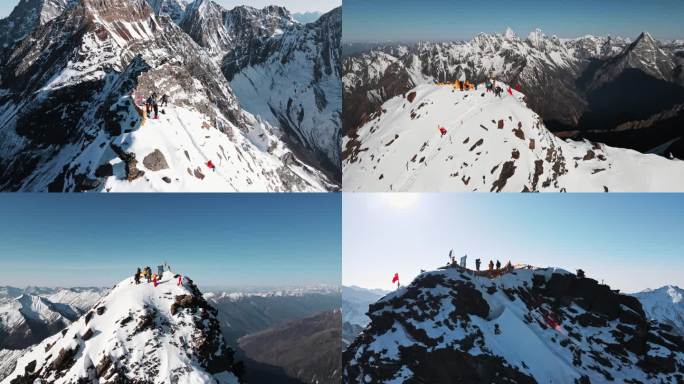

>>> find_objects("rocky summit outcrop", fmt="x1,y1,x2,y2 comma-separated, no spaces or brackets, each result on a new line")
2,271,242,384
343,266,684,383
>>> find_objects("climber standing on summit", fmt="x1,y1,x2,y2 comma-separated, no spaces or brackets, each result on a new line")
151,92,159,120
439,125,447,137
488,260,494,272
144,266,152,283
475,258,481,272
134,268,141,285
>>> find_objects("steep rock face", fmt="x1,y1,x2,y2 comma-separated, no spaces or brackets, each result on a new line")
228,7,343,179
180,1,296,58
344,267,684,383
0,0,76,51
342,83,684,192
146,0,189,23
0,0,332,191
344,29,684,158
2,272,242,383
634,286,684,336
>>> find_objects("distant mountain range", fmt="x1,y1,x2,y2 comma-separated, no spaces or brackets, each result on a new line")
343,28,684,165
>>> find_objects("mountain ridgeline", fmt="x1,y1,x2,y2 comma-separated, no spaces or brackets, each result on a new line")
343,29,684,159
343,266,684,384
0,0,341,192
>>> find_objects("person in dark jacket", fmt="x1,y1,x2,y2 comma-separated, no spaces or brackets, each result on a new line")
496,260,501,270
134,268,141,285
488,260,494,272
475,258,481,271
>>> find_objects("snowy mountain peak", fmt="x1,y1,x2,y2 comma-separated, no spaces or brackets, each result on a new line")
503,26,517,40
667,286,683,303
344,265,684,383
527,28,545,46
2,272,241,383
633,285,684,336
0,0,76,49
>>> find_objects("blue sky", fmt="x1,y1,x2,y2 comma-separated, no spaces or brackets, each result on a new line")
343,0,684,42
343,193,684,293
0,194,340,289
0,0,340,18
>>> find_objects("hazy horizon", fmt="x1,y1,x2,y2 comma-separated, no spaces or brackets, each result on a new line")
344,0,684,43
343,194,684,293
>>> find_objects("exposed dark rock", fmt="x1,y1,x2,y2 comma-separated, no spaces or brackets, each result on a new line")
142,149,169,171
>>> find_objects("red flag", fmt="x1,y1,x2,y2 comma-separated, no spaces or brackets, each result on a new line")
507,87,513,96
391,273,399,284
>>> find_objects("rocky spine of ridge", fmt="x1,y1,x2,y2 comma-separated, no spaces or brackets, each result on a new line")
343,266,684,383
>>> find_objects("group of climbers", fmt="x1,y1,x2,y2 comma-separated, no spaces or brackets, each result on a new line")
450,254,514,278
453,79,476,91
143,93,170,120
133,264,182,288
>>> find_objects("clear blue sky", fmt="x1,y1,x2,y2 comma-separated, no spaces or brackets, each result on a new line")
0,0,340,18
0,194,340,289
343,0,684,42
343,193,684,293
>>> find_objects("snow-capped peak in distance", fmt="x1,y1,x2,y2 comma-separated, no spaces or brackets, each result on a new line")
205,285,341,301
503,26,517,40
344,265,684,383
633,285,684,336
0,0,77,49
2,271,241,383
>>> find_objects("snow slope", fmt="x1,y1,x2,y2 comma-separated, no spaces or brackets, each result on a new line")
2,271,241,384
344,266,684,383
634,286,684,336
343,83,684,192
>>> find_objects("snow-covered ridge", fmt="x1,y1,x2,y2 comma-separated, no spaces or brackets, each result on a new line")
2,271,241,383
343,82,684,191
344,265,684,383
